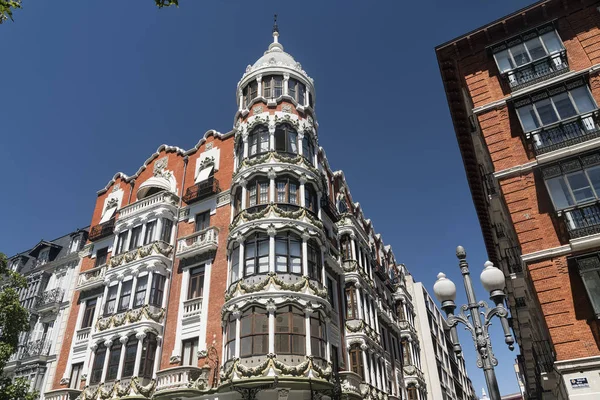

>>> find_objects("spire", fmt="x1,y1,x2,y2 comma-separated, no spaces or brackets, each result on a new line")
272,14,280,44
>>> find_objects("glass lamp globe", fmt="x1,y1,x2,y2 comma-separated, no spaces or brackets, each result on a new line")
480,261,506,293
433,272,457,303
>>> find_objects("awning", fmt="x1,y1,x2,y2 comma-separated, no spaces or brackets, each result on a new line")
136,176,172,199
196,166,214,183
100,206,117,223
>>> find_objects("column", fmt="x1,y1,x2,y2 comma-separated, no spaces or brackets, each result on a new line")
269,175,276,203
256,75,262,100
299,177,306,208
161,276,170,309
268,307,275,354
269,124,275,152
100,339,113,382
113,278,123,313
355,285,364,320
350,237,357,260
133,332,145,377
128,271,139,309
302,236,309,276
373,353,380,389
241,181,248,210
171,268,188,360
116,336,128,380
361,346,370,385
100,282,110,317
237,241,245,282
238,89,243,112
152,337,162,379
325,316,331,363
234,312,242,358
144,272,154,304
370,352,377,388
304,308,312,358
320,245,327,284
111,234,120,256
268,234,276,273
87,344,97,380
298,133,304,157
140,223,148,246
243,135,249,158
283,74,289,96
156,218,163,243
124,229,132,252
317,192,323,220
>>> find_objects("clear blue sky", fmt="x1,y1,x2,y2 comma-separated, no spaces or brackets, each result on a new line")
1,1,536,396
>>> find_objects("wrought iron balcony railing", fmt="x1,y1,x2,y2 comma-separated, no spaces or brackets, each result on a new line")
504,51,569,91
561,202,600,239
89,218,115,241
531,112,600,156
321,196,340,222
20,339,51,359
183,178,220,204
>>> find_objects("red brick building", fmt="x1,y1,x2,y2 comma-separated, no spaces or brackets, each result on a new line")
437,0,600,398
41,27,449,400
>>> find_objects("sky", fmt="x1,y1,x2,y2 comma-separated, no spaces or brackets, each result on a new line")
1,0,539,397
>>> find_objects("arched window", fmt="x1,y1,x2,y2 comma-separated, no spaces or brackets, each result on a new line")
240,307,268,357
275,125,298,155
225,314,236,360
310,313,327,360
90,343,106,384
275,233,302,274
244,233,269,277
122,336,138,378
304,184,318,213
247,178,270,208
307,240,322,282
230,243,240,283
263,75,283,99
302,135,314,162
236,138,244,167
275,306,305,355
345,286,358,320
248,127,269,158
139,333,157,378
288,79,305,105
349,344,364,379
340,235,352,260
244,81,258,108
276,177,299,205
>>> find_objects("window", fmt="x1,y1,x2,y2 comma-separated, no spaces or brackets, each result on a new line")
574,254,600,317
90,344,106,384
244,81,258,107
516,84,597,133
130,226,143,249
402,339,412,365
195,211,210,232
231,243,240,283
248,127,270,158
240,307,268,357
69,363,83,389
116,232,127,255
263,75,283,98
307,240,322,282
106,341,121,381
275,306,305,355
543,158,600,210
149,274,166,307
139,333,157,378
327,277,336,309
144,221,157,245
81,298,97,328
493,30,564,73
302,135,314,162
275,125,298,155
310,313,327,359
104,286,118,315
349,345,364,379
248,179,270,208
288,79,305,105
225,314,236,360
38,248,50,265
118,280,133,312
345,287,358,320
133,275,148,308
161,219,173,243
122,337,137,378
276,178,299,205
275,233,302,274
244,233,269,276
407,386,418,400
95,248,108,268
236,139,244,167
182,338,199,366
340,235,352,260
304,185,317,213
234,189,242,215
69,236,81,254
188,266,205,300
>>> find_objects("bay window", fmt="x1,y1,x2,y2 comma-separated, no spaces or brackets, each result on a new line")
341,235,353,260
275,125,298,155
244,82,258,108
161,219,173,243
230,243,240,283
402,339,412,365
115,232,127,255
543,155,600,210
90,344,106,384
144,220,156,245
275,306,305,355
494,30,564,73
236,139,244,167
240,307,268,357
307,240,322,282
345,286,358,320
247,178,270,207
248,127,269,158
244,233,269,276
276,177,299,205
304,185,318,213
302,135,314,162
275,233,302,274
310,313,327,359
130,225,142,249
288,79,305,105
225,314,236,360
234,189,242,215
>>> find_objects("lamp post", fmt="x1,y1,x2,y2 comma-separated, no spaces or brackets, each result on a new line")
433,246,515,400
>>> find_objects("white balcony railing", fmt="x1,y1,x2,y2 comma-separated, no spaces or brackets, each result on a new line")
74,327,91,347
176,227,218,259
119,191,179,219
155,366,210,393
44,389,81,400
182,297,203,320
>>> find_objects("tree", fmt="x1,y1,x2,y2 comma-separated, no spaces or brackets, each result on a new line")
0,252,36,400
1,0,178,24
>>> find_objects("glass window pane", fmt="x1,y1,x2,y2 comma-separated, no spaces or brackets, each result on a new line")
241,317,251,336
541,31,563,54
275,335,290,353
290,240,301,256
291,258,302,274
516,104,540,132
494,49,514,72
586,166,600,197
292,335,305,354
276,314,289,332
292,314,305,333
547,176,575,209
510,43,531,66
535,98,559,125
289,131,298,153
571,87,597,114
258,256,269,273
524,37,547,61
258,240,269,256
245,260,255,275
566,171,595,204
553,92,577,120
240,337,252,356
276,255,287,272
254,335,267,354
582,271,600,314
275,129,286,152
246,242,256,257
256,312,269,333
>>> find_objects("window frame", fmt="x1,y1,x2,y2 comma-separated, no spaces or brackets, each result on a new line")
187,266,205,300
117,280,133,312
304,184,318,213
69,363,83,389
274,124,299,156
149,274,166,307
310,312,327,360
275,177,299,205
182,338,199,366
133,275,148,309
248,127,270,159
244,233,269,277
349,344,364,379
345,286,358,320
81,298,97,329
161,218,173,243
139,333,157,379
130,225,143,250
274,305,306,356
274,232,302,275
90,344,106,384
225,314,236,360
106,341,122,381
302,135,314,163
230,243,240,284
247,178,270,208
543,161,600,211
104,285,118,316
95,247,108,268
307,239,322,283
122,337,138,378
195,211,211,232
240,307,269,357
492,29,565,74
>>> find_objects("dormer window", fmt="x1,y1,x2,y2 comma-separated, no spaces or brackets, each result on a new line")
69,235,81,254
491,25,567,90
37,248,50,266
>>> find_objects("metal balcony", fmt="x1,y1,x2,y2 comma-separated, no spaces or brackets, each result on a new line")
504,51,569,91
183,178,220,204
562,202,600,239
35,288,65,313
20,339,51,360
176,227,218,259
321,196,341,222
531,112,600,156
88,218,115,241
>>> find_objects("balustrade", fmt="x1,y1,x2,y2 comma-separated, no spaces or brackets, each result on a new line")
155,366,210,393
182,297,203,320
176,227,219,259
119,191,179,219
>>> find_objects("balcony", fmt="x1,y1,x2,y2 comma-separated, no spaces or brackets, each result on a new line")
339,371,363,397
321,196,341,222
504,51,569,91
530,112,600,156
89,218,115,242
119,190,179,220
182,297,203,320
45,389,81,400
155,366,210,395
76,265,107,291
183,178,220,204
375,263,388,280
20,339,51,360
73,327,91,348
176,227,219,259
35,288,65,313
561,202,600,239
109,240,173,268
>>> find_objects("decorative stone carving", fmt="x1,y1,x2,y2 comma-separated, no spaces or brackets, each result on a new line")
206,142,214,150
154,157,168,176
282,104,292,113
253,106,263,114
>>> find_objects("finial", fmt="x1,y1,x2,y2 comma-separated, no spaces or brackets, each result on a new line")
456,245,466,260
272,14,279,43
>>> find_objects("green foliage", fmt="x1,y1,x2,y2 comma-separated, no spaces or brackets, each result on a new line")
155,0,178,7
0,253,37,400
0,0,21,23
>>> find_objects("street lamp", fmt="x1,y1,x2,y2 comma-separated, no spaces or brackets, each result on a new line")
433,246,515,400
